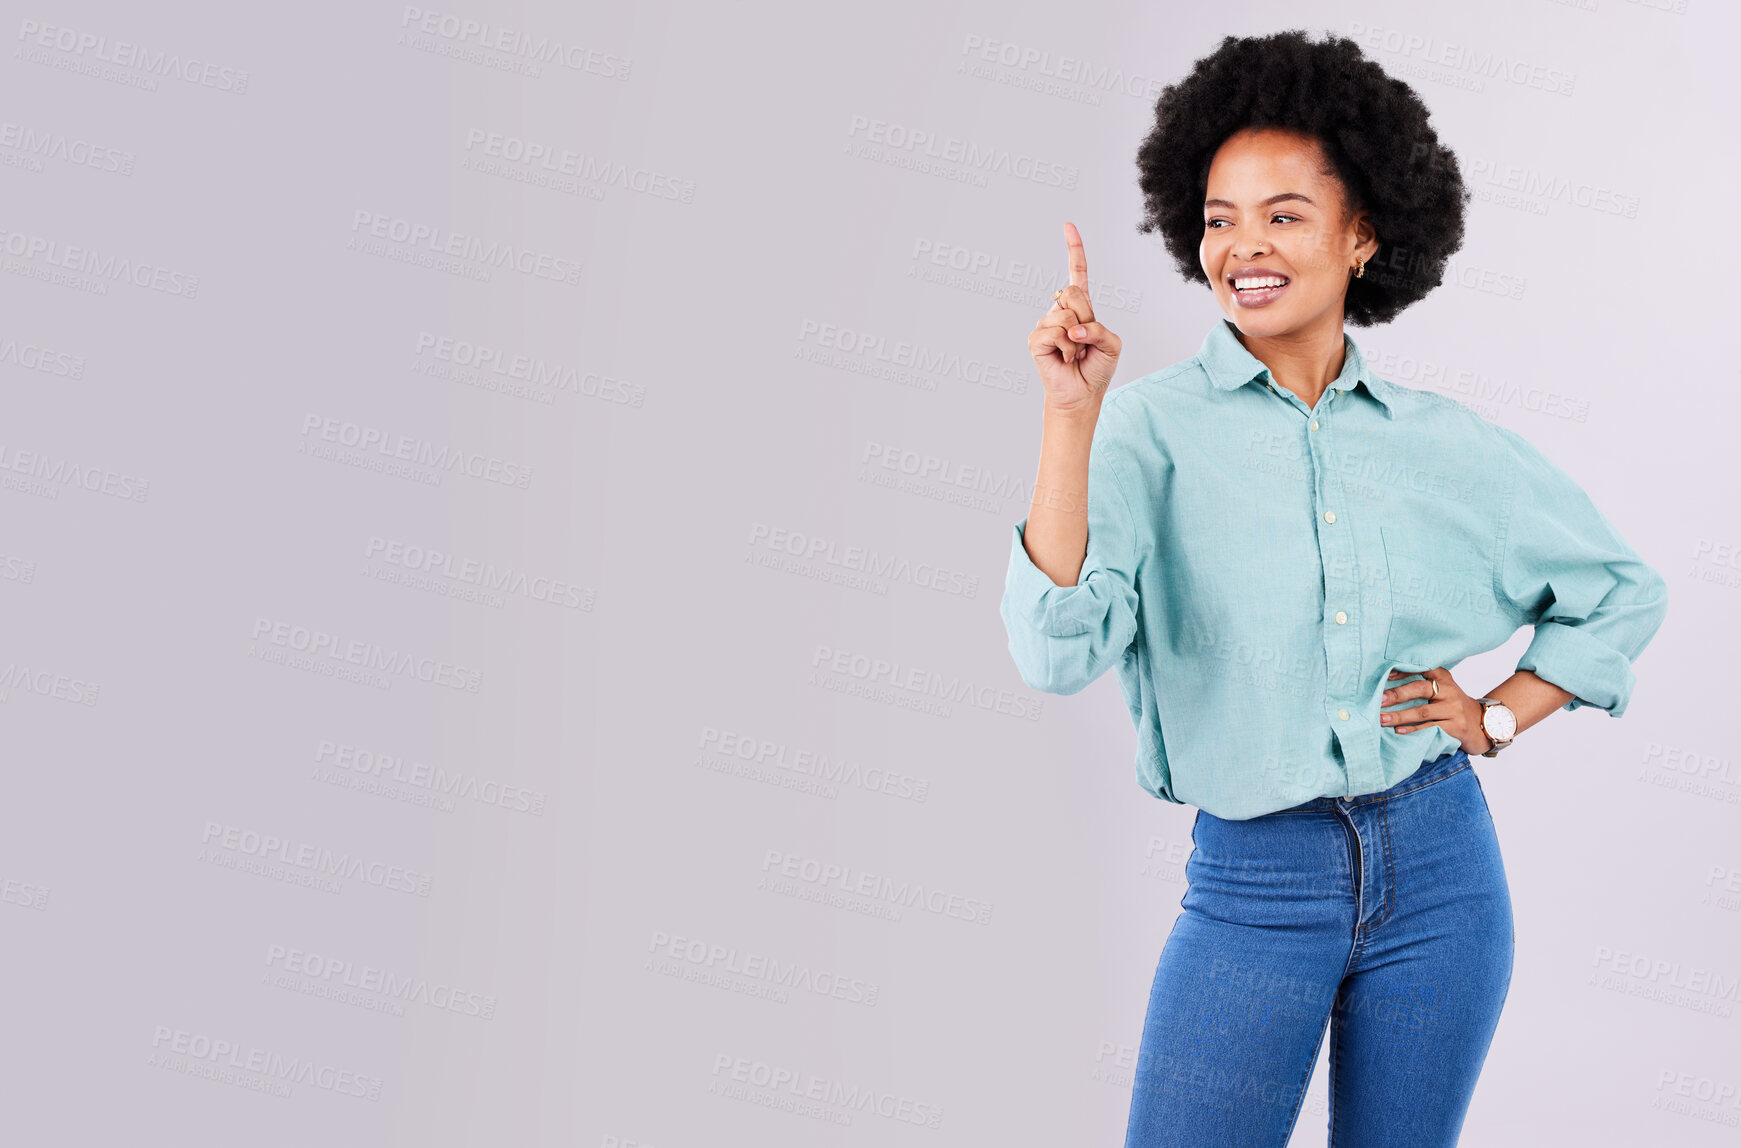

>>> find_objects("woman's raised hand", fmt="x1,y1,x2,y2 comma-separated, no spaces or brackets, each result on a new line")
1029,221,1122,414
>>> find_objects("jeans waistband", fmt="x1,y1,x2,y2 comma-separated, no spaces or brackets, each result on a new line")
1270,749,1471,815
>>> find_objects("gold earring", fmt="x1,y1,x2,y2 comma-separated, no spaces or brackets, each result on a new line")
1354,257,1366,278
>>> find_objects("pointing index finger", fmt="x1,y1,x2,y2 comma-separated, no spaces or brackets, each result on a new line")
1064,221,1089,290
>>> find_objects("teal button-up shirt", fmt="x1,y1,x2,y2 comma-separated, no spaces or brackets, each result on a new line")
1000,318,1669,820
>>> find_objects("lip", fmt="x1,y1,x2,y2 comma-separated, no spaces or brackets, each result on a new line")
1227,270,1291,307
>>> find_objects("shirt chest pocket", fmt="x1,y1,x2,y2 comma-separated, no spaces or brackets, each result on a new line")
1379,524,1499,662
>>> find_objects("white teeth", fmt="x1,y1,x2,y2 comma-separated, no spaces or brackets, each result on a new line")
1234,276,1288,290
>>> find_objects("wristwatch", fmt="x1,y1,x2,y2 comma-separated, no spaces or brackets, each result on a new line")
1474,697,1517,757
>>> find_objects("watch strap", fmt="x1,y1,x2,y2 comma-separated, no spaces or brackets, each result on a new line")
1475,696,1514,757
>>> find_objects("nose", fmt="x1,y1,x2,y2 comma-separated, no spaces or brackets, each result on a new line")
1233,233,1267,261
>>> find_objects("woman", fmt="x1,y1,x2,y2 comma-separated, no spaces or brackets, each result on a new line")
1000,29,1668,1148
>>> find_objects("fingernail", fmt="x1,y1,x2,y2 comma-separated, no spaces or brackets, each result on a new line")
1070,327,1086,339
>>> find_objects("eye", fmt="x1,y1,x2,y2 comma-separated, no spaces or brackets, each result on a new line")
1205,214,1300,230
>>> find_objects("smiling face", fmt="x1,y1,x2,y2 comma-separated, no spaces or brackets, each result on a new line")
1199,127,1376,339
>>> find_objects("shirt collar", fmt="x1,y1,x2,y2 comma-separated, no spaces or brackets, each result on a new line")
1197,318,1396,418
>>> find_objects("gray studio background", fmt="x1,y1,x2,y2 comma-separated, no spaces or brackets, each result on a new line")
2,1,1735,1145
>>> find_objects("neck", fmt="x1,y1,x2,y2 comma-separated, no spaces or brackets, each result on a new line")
1231,315,1347,407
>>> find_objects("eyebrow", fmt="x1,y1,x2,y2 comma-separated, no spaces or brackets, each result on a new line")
1203,192,1315,210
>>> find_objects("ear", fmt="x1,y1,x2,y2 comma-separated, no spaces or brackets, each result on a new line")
1350,210,1379,264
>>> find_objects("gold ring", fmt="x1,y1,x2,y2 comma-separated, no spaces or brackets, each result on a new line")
1430,678,1439,699
1052,289,1064,302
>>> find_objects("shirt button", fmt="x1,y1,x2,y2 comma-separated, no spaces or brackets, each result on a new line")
1323,510,1337,524
1309,420,1319,431
1334,611,1347,624
1337,708,1350,721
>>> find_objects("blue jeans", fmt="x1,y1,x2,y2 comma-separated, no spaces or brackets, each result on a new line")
1124,749,1513,1147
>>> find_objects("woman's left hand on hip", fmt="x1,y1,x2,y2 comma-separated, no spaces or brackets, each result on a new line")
1380,666,1493,755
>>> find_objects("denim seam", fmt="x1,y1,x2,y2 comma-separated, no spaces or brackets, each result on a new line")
1334,815,1370,971
1357,802,1396,934
1333,813,1361,943
1329,995,1348,1147
1265,756,1470,816
1282,1008,1335,1146
1344,759,1470,808
1328,813,1365,1148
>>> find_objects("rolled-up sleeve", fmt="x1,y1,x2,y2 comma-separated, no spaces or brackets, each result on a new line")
1495,426,1668,717
999,424,1142,695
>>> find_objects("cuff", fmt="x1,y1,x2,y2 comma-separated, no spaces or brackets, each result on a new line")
1516,620,1639,717
1004,519,1103,638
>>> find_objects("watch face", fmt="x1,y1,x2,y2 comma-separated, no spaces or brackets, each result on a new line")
1483,703,1518,742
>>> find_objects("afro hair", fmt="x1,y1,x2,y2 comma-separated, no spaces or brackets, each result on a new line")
1135,29,1471,326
